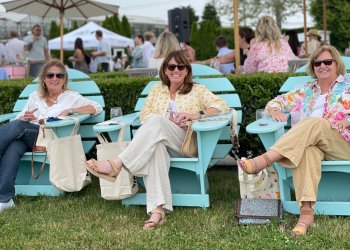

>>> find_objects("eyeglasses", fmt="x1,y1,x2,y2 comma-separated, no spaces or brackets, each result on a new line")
167,64,186,71
313,59,334,67
45,72,65,79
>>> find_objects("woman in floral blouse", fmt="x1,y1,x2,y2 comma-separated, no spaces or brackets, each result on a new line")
239,45,350,237
84,50,229,229
243,16,295,73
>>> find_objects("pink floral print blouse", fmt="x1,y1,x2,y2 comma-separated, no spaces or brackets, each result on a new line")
266,75,350,143
243,39,295,73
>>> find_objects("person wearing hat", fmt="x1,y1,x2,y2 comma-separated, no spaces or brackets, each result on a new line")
301,29,321,57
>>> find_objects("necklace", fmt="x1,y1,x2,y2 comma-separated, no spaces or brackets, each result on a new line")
47,97,58,104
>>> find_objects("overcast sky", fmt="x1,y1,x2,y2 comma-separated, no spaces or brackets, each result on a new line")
0,0,314,29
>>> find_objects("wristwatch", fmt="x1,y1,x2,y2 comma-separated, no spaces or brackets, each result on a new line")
68,108,74,115
199,110,206,119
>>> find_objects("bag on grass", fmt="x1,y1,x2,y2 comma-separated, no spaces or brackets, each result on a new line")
96,123,138,200
48,117,91,192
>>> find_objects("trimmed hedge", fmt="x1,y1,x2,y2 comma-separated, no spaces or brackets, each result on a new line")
0,72,304,154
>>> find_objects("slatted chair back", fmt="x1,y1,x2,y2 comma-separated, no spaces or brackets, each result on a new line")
13,69,105,196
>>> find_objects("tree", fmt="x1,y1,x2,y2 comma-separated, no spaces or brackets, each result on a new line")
121,15,132,37
215,0,302,28
310,0,350,52
48,21,60,40
202,2,221,27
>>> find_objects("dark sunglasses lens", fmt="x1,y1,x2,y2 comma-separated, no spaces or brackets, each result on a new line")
45,73,54,79
323,59,333,66
177,64,186,71
46,73,64,79
167,64,176,71
314,59,333,67
56,73,65,79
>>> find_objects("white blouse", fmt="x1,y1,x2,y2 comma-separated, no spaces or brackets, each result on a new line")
16,90,103,122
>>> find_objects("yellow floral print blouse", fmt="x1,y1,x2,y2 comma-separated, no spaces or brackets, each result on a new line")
140,82,229,124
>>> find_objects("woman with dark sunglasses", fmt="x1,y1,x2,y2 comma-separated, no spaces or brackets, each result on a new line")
0,59,102,213
238,45,350,237
84,50,229,229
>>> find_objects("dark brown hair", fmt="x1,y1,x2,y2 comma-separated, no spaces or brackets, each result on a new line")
159,50,194,94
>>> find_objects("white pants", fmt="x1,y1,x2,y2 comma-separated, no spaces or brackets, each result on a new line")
119,116,186,214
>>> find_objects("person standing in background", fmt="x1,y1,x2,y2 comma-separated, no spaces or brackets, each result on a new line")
285,30,301,58
5,30,26,65
91,30,111,72
24,24,50,77
143,31,155,68
301,29,321,58
0,42,6,65
68,38,89,74
214,36,235,73
128,35,146,68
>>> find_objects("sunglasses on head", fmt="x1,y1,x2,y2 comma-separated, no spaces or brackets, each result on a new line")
45,72,65,79
313,59,334,67
167,64,186,71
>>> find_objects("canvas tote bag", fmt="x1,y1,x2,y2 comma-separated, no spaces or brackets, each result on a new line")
48,117,91,192
96,123,138,200
181,121,198,158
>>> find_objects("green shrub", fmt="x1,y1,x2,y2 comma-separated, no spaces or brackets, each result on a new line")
0,72,306,154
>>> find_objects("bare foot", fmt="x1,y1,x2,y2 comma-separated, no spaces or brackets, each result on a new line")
143,207,165,230
86,158,123,175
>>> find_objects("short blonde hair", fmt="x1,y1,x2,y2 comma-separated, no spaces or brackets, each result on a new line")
153,32,180,59
255,16,281,52
307,45,346,78
38,59,68,98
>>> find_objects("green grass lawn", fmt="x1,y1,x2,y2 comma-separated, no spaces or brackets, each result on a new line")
0,167,349,249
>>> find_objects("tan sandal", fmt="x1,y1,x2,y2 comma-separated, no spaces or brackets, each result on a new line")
238,153,272,174
290,209,315,237
143,207,166,230
83,159,121,182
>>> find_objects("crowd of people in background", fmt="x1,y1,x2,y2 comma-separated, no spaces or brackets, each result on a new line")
0,15,331,76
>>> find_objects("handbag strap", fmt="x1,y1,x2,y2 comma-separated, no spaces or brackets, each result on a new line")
96,122,126,144
31,151,48,179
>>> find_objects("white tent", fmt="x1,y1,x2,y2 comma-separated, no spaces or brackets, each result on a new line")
48,21,134,50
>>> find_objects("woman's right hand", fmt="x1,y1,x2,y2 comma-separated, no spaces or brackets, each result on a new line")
269,110,288,122
23,110,37,122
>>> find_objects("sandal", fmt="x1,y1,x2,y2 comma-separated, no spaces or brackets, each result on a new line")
83,159,121,182
290,209,315,237
143,207,166,230
238,153,272,174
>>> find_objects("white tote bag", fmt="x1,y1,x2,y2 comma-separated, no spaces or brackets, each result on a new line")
96,123,138,200
238,165,280,200
48,117,91,192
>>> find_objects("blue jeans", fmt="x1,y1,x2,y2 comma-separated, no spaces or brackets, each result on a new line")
29,62,45,77
0,120,39,202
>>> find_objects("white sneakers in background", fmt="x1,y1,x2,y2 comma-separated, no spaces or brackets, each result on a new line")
0,199,15,212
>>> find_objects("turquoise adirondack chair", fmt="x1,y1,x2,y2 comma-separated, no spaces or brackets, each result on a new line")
295,56,350,73
246,73,350,215
0,69,105,196
93,64,242,208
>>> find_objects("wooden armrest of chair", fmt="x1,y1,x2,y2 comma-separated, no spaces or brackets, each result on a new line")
0,112,20,123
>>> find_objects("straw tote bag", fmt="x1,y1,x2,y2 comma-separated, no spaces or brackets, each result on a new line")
181,121,198,158
96,123,138,200
48,117,91,192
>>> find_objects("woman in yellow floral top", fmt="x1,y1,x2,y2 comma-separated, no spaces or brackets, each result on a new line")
239,45,350,237
84,50,229,229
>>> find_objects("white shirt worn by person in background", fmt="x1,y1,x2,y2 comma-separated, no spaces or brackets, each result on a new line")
5,37,26,64
96,38,111,65
142,40,155,68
